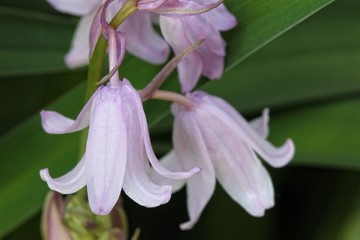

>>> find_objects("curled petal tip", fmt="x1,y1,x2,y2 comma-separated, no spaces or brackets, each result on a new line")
251,209,266,217
192,167,202,175
266,138,295,168
40,168,50,182
180,222,194,231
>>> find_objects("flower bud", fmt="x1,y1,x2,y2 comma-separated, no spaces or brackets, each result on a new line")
41,191,72,240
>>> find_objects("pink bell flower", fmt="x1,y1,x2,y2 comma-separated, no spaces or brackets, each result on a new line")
40,27,200,215
153,91,295,229
160,1,237,92
47,0,221,68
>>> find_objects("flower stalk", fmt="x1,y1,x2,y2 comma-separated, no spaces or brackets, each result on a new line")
86,0,138,101
151,90,195,109
140,39,204,100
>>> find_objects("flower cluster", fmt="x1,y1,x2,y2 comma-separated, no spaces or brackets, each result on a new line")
40,0,295,231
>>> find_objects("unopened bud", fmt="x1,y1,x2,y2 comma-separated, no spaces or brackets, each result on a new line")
41,191,71,240
63,191,128,240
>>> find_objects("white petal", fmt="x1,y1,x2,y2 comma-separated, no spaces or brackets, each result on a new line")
200,96,294,167
150,150,186,193
173,111,216,230
121,85,171,207
200,3,237,31
40,88,97,134
184,15,225,56
40,157,86,194
65,11,97,68
47,0,101,16
196,106,274,216
137,0,167,10
250,108,270,139
85,86,127,215
120,11,169,64
160,16,202,92
122,79,200,180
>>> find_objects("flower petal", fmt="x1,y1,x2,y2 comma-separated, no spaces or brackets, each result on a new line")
250,108,270,139
121,85,172,207
181,15,225,80
65,11,97,68
198,2,237,31
40,88,97,134
203,91,269,138
118,11,169,64
195,106,275,216
85,86,127,215
89,5,103,58
40,157,86,194
150,150,186,193
173,111,216,230
122,79,200,179
184,15,225,56
160,16,202,92
137,0,168,10
47,0,101,16
148,0,222,17
197,94,294,167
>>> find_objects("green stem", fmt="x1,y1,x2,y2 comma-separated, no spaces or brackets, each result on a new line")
80,0,138,156
85,0,139,101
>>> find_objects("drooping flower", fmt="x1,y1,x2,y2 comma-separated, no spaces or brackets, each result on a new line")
160,1,237,92
48,0,221,68
62,0,170,68
153,91,295,230
40,79,200,214
40,25,200,215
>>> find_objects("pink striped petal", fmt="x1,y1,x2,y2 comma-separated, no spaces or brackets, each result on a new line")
150,150,186,193
40,157,86,194
148,0,222,17
121,82,172,207
197,2,237,31
199,92,270,138
195,106,274,216
137,0,168,10
160,16,203,92
122,78,200,179
120,11,169,64
202,103,295,168
173,111,216,230
65,12,97,68
85,86,127,215
40,89,97,134
250,108,270,139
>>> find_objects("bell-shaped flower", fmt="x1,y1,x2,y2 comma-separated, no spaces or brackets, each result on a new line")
40,79,200,215
160,1,237,92
48,0,221,68
153,91,295,230
63,1,170,68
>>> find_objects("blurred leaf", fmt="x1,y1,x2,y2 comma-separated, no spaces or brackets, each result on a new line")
0,84,84,237
0,0,337,238
0,6,76,77
270,99,360,170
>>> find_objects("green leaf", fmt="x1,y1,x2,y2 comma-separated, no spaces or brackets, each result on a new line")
0,84,85,237
270,99,360,170
0,6,76,77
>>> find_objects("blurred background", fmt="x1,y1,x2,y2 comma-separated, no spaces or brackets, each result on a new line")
0,0,359,239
